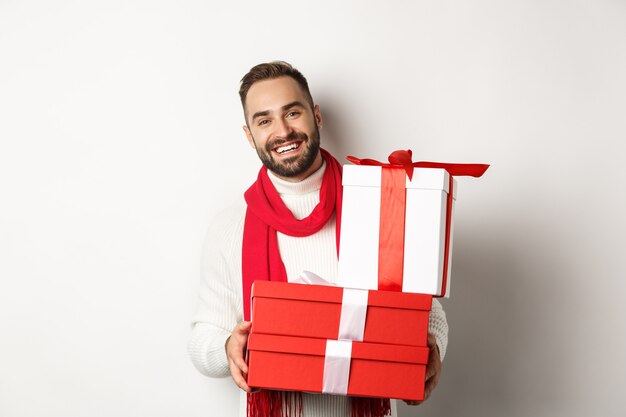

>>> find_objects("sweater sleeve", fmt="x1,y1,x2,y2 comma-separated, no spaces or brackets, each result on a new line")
428,298,449,360
187,206,245,378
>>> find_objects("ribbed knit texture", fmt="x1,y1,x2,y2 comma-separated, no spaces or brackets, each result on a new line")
188,162,448,417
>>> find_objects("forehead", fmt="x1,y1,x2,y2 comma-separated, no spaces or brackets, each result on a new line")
245,76,308,115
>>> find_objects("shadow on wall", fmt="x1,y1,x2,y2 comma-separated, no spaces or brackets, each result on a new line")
316,99,351,162
317,97,552,416
399,225,526,417
315,96,377,163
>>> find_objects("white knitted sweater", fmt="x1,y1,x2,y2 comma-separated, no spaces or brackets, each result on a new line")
188,162,449,417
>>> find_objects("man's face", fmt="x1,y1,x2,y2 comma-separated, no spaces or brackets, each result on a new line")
243,76,323,181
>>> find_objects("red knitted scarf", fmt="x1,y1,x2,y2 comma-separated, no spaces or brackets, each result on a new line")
243,149,391,417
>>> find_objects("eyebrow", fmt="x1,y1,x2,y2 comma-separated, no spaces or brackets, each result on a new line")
251,101,307,122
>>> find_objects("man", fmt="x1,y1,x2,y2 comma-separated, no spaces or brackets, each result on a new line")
188,61,448,417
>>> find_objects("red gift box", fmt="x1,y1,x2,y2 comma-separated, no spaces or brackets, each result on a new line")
247,333,430,401
251,281,432,347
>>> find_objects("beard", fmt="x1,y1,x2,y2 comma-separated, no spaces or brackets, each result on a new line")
253,126,321,178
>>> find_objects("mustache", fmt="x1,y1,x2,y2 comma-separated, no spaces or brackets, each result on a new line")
265,131,308,152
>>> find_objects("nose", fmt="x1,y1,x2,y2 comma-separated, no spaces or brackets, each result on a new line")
274,117,293,139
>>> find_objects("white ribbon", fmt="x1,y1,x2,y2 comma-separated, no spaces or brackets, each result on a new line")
338,288,369,341
294,270,334,286
296,271,369,394
296,271,369,342
292,271,369,342
322,340,352,395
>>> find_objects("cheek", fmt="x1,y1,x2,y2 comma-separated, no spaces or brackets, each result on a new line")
254,134,273,150
249,128,267,145
290,120,312,135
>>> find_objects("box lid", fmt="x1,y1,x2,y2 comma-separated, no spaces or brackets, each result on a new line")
251,281,432,311
343,165,455,196
248,333,429,365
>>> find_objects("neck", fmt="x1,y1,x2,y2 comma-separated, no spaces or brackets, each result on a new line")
267,159,326,197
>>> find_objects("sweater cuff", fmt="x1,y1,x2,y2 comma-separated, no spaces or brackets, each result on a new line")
428,299,448,361
188,323,232,378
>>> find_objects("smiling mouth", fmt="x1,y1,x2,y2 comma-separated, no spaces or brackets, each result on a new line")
273,141,303,155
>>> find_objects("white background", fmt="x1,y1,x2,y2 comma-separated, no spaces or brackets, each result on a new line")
1,1,625,416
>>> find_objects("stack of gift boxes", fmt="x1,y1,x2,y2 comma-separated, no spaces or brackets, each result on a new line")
246,151,488,401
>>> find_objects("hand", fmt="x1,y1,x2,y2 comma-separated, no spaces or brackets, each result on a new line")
404,334,442,406
225,321,252,392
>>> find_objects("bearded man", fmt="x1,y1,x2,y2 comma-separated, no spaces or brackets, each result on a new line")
188,61,448,417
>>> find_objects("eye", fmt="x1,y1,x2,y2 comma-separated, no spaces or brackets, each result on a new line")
287,111,301,118
258,119,270,126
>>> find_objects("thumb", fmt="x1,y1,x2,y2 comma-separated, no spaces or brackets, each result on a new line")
236,321,252,334
427,334,437,349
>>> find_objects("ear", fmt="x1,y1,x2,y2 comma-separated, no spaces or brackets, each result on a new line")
242,125,256,149
314,104,323,129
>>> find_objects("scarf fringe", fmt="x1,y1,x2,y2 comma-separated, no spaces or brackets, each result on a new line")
247,391,390,417
247,390,303,417
351,397,391,417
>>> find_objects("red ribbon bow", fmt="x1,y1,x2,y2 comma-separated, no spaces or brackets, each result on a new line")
346,149,489,180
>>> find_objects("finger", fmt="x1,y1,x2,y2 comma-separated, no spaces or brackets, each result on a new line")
425,366,435,381
427,335,441,357
426,363,442,385
233,371,251,392
233,353,249,375
227,324,251,354
425,358,441,381
430,369,441,388
229,359,251,392
423,378,435,400
425,369,441,397
425,347,441,382
227,335,250,375
424,358,436,381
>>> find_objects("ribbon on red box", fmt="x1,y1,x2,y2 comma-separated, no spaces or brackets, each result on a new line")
295,272,366,395
322,340,353,395
347,150,489,296
294,272,388,414
296,271,369,341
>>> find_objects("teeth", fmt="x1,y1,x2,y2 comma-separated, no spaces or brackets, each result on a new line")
276,143,299,154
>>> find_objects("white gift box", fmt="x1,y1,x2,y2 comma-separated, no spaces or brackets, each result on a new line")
338,165,457,297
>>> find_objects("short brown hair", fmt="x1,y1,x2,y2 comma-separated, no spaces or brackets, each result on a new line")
239,61,314,112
